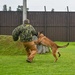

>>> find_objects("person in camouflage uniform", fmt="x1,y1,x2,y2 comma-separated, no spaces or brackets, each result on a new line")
12,19,38,63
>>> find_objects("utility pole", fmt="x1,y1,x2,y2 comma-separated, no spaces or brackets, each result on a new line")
23,0,27,23
44,6,47,35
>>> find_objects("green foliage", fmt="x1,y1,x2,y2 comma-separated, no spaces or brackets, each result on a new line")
0,35,26,55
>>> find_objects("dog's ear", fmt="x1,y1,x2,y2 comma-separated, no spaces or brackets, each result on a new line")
40,31,43,34
38,31,43,36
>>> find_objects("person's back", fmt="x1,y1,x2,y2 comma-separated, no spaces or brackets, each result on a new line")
12,20,37,42
19,24,36,42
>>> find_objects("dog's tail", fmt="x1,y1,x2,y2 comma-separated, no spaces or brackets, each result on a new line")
57,43,69,48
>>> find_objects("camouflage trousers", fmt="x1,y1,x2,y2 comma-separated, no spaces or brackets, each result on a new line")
23,41,37,62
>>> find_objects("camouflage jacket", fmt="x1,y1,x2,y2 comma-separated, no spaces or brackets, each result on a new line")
12,24,37,42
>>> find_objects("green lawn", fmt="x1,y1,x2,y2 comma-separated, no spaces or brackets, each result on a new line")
0,35,75,75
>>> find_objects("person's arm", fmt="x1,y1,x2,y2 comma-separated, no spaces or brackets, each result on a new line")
12,25,22,41
30,25,38,36
34,40,39,44
34,37,42,45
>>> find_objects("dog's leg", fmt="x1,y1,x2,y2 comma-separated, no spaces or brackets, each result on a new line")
52,48,58,62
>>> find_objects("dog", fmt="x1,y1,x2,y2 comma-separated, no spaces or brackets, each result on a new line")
34,32,69,62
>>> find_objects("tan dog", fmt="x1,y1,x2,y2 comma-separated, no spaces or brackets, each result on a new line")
34,32,69,62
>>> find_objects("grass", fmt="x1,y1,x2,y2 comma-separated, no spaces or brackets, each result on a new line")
0,35,26,55
0,35,75,75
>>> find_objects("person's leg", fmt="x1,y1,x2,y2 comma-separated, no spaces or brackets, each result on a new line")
23,41,37,63
26,49,31,57
28,50,37,62
23,43,31,62
27,42,37,62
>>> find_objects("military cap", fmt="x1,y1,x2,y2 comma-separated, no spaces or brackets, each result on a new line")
24,19,30,24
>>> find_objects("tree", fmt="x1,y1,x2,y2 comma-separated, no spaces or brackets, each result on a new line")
51,8,54,12
3,5,7,11
8,6,11,11
17,5,23,11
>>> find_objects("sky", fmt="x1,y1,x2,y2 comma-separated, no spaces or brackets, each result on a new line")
0,0,75,11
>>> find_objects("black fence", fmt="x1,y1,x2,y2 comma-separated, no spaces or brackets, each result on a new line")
0,11,75,42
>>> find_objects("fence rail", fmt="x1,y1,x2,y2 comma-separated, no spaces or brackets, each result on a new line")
0,11,75,41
